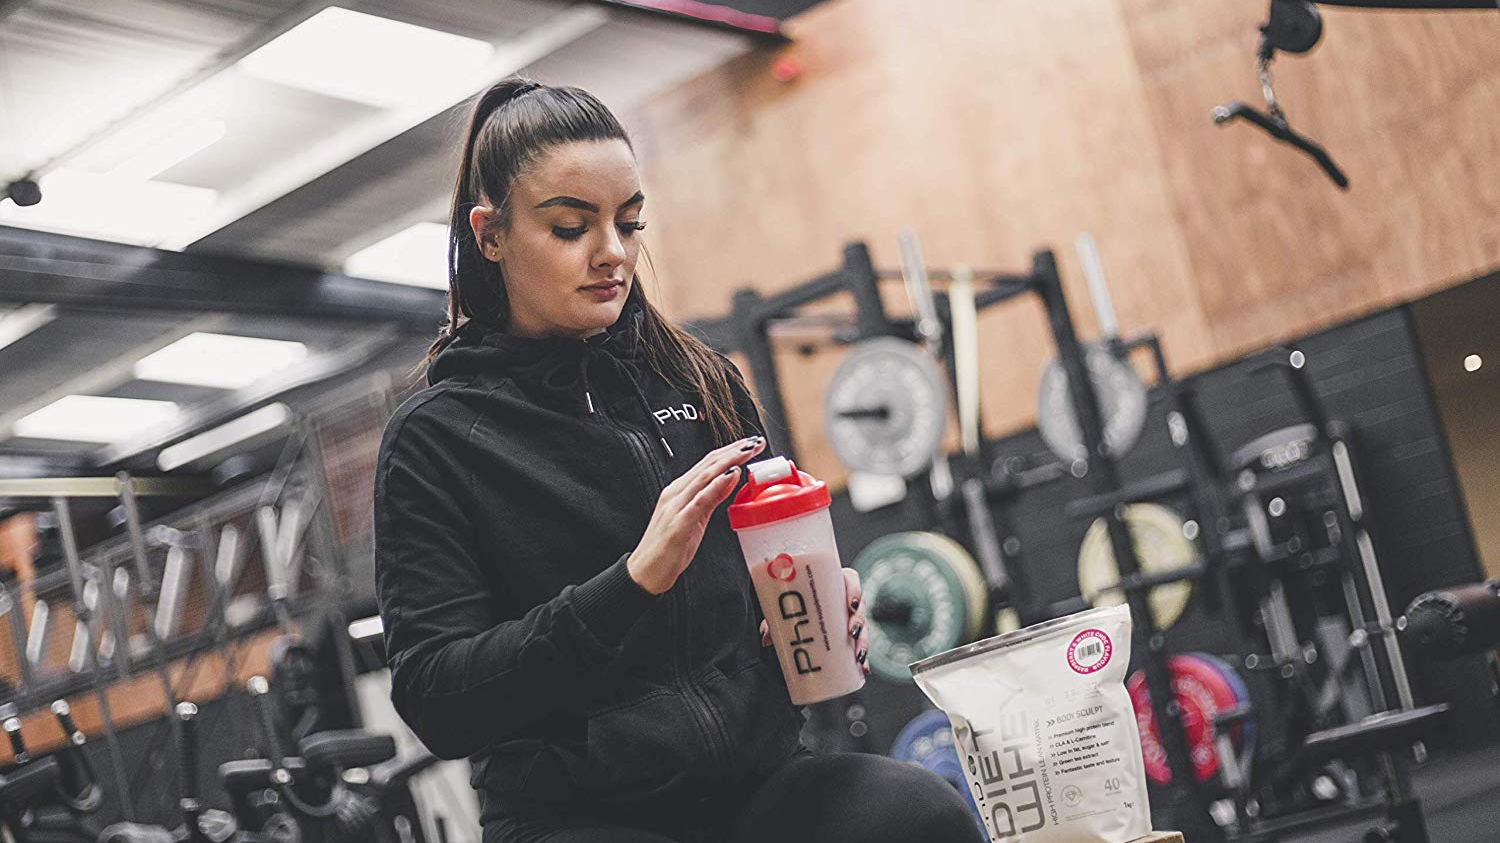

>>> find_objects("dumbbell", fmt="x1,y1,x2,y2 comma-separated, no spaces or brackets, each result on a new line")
97,702,240,843
0,701,105,842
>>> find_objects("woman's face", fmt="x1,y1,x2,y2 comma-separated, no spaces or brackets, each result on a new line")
474,139,646,340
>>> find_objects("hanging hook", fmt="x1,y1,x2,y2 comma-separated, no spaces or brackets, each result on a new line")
1211,1,1348,190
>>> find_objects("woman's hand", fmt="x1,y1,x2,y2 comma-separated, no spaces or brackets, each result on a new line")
626,435,766,595
760,568,869,677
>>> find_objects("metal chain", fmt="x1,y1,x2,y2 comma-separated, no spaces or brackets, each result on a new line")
1256,52,1286,123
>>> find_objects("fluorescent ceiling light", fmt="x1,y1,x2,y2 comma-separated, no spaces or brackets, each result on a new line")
0,305,56,352
14,396,179,443
157,6,606,251
134,333,309,389
235,7,494,108
0,169,217,247
343,221,450,289
1464,354,1483,373
106,118,227,182
157,403,292,472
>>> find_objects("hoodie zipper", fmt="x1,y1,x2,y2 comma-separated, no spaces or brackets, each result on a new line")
593,398,732,769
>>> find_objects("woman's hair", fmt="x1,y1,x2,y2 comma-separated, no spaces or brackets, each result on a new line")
420,78,754,444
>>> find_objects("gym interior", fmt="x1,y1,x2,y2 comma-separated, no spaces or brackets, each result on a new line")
1,1,1498,841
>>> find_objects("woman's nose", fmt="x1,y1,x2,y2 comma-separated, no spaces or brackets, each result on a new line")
594,227,627,269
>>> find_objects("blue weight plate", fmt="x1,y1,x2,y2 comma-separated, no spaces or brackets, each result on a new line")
1195,651,1256,748
890,709,982,830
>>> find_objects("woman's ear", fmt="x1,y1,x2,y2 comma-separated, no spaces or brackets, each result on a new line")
469,205,500,262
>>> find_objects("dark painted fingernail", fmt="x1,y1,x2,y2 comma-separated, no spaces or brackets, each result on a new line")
739,443,756,451
850,597,860,611
723,466,739,475
852,623,863,640
857,649,868,665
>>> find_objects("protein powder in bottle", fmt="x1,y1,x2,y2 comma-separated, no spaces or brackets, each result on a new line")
729,457,864,705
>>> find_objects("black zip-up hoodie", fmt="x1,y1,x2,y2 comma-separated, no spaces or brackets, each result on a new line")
373,301,805,819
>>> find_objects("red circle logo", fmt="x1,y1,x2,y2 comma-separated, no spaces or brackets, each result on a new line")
767,553,797,582
1066,629,1113,674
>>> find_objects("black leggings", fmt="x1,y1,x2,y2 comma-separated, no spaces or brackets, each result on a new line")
483,751,985,843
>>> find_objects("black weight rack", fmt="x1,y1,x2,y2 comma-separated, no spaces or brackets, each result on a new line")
688,242,1223,840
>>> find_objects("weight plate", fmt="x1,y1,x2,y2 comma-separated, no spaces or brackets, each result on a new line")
1128,653,1250,785
908,531,988,644
1196,651,1256,750
825,338,948,476
1078,503,1196,629
994,607,1022,635
890,709,983,830
1037,343,1148,463
854,532,980,684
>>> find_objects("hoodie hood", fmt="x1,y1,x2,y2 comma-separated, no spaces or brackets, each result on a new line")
426,299,674,456
428,298,646,388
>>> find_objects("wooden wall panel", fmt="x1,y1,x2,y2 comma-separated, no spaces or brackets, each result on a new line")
1120,0,1500,357
623,0,1499,486
629,0,1208,481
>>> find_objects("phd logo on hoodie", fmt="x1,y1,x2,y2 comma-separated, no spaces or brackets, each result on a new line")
652,403,701,424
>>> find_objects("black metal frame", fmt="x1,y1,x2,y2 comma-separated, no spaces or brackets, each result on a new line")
1174,348,1431,843
0,225,443,329
685,242,1223,839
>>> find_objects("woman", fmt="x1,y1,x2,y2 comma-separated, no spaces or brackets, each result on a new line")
374,78,981,843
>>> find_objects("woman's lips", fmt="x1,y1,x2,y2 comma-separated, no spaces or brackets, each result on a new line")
581,279,624,301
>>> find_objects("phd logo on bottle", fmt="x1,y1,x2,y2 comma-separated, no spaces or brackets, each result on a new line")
729,457,865,705
767,553,797,582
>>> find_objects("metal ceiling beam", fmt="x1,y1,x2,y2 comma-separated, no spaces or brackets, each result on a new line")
0,314,231,440
95,330,404,466
0,225,446,327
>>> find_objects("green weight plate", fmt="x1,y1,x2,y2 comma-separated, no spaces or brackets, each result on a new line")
1078,503,1196,629
854,532,979,683
908,531,988,643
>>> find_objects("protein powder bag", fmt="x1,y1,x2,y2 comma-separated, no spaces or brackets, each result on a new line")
910,605,1151,843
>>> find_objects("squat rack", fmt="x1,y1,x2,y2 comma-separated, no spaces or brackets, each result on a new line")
687,242,1224,840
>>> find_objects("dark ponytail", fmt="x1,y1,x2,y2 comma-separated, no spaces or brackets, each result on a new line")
417,78,759,444
422,78,542,364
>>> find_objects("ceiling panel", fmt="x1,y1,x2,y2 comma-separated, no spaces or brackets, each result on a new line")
0,0,307,182
0,0,768,476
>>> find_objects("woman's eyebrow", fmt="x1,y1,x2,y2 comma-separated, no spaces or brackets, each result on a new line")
535,191,646,213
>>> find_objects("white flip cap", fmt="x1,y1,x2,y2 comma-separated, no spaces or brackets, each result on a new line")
748,455,793,485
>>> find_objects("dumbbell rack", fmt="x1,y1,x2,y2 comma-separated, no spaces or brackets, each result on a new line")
689,243,1223,839
0,451,354,823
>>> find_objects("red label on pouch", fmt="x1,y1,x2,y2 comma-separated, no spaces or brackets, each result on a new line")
1067,628,1113,674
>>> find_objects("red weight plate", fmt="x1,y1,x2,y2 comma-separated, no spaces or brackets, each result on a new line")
1128,653,1242,785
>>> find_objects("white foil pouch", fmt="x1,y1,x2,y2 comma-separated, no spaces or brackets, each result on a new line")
911,605,1152,843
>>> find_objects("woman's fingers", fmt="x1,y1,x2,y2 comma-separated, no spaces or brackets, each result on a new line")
669,436,765,504
849,609,865,642
684,464,743,519
844,569,869,675
843,567,862,616
760,619,771,648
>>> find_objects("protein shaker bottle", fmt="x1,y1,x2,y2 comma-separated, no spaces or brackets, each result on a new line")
729,456,865,705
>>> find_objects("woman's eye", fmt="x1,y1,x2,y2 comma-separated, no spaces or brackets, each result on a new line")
552,225,587,240
619,221,647,235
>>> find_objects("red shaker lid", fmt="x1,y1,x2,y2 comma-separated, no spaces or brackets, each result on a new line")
728,457,831,530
